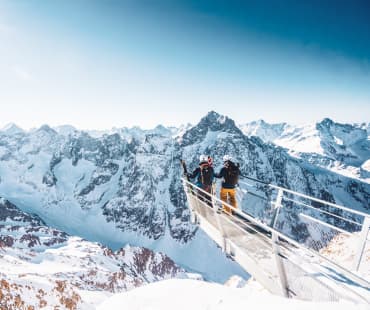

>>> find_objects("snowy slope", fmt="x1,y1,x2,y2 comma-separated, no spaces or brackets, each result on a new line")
97,278,368,310
0,197,188,309
319,232,370,280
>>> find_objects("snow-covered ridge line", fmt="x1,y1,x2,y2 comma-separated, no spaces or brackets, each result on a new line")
240,118,370,183
0,122,192,139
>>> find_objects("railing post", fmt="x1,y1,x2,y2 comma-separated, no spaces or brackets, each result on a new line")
182,179,197,224
211,184,228,252
271,188,283,228
354,216,370,272
272,232,289,298
270,188,289,297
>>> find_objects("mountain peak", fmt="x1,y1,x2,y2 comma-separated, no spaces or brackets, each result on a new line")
318,118,334,128
180,111,243,146
54,125,77,136
198,111,236,128
1,123,24,135
201,111,227,124
37,124,57,134
151,124,172,136
256,119,268,125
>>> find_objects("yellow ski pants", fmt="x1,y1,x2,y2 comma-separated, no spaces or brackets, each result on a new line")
220,188,237,214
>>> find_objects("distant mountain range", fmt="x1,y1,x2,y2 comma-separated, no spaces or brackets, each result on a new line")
240,118,370,182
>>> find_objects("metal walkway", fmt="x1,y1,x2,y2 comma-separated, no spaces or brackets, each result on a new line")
181,177,370,303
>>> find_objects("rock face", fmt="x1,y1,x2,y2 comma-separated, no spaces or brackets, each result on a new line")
0,124,194,244
0,197,185,309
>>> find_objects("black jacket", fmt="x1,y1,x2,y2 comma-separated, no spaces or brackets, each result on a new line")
188,163,214,187
214,161,240,189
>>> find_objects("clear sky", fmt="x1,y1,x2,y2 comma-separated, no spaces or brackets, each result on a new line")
0,0,369,129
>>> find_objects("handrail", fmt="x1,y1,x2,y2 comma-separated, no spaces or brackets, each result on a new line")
181,178,370,293
238,176,370,218
284,196,363,227
238,177,370,274
182,178,368,247
240,174,270,185
182,178,272,233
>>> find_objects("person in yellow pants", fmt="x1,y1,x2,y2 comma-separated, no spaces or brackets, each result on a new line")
220,187,237,215
214,155,240,215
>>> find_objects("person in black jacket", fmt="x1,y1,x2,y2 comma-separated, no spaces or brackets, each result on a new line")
187,155,214,206
214,155,240,214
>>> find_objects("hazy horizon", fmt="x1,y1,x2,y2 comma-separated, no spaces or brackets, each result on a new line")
1,111,368,132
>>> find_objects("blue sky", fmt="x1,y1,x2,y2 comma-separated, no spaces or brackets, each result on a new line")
0,0,369,129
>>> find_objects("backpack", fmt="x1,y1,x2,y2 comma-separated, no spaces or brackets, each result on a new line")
200,165,213,186
207,156,213,167
225,162,239,186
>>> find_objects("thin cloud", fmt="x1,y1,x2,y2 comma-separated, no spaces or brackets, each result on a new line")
13,65,33,82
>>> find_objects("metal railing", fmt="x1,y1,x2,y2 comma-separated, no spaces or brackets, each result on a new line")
181,177,370,303
237,176,370,274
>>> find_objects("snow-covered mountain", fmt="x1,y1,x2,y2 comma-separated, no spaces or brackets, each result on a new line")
0,197,187,309
240,118,370,183
84,124,192,140
239,119,291,143
0,113,369,249
0,119,247,283
359,122,370,137
54,124,78,136
0,122,25,135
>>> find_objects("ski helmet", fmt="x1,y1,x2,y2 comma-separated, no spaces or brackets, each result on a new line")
199,154,207,162
223,154,232,162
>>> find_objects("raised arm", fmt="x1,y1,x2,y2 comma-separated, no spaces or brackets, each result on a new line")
214,168,224,179
187,167,200,179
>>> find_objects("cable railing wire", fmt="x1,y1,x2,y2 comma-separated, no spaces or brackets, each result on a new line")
239,175,369,218
283,196,363,228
